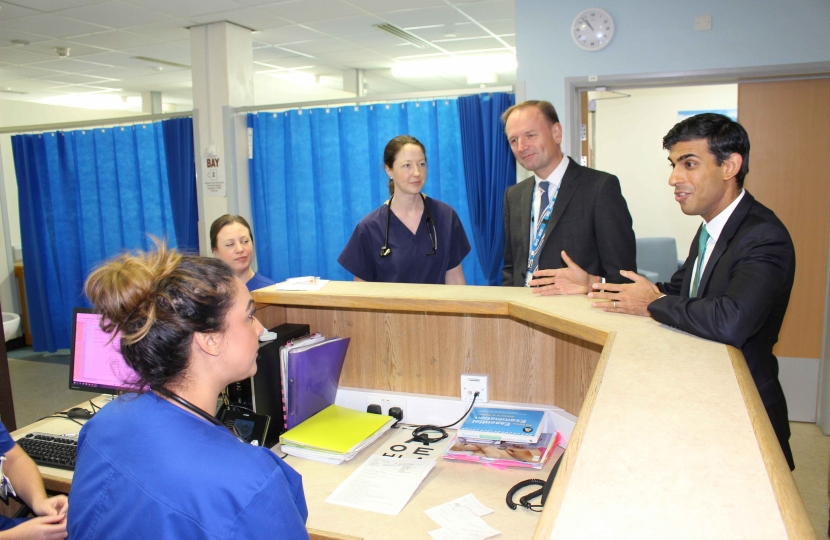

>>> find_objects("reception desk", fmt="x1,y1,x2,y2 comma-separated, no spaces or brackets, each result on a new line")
253,281,814,540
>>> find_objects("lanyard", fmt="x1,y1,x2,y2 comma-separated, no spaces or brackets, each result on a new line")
525,183,562,286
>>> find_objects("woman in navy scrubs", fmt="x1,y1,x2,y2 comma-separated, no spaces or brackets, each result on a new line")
338,135,471,284
68,245,309,540
210,214,275,291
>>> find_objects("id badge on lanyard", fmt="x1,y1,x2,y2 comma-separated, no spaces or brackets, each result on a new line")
525,184,561,286
0,455,16,502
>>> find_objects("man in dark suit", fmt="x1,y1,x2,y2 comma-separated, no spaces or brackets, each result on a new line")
587,113,796,469
500,100,636,291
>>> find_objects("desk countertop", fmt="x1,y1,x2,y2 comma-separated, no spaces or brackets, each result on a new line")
254,281,813,540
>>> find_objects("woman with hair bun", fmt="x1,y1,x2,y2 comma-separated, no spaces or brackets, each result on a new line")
210,214,275,291
67,244,309,540
338,135,471,284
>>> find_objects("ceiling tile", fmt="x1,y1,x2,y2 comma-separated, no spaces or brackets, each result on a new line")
24,58,105,72
40,72,118,84
454,0,513,22
431,36,504,53
122,20,191,41
0,1,41,20
0,29,53,47
254,25,325,45
347,0,445,13
380,6,468,28
315,48,392,68
81,65,145,79
252,46,309,62
304,15,386,37
59,1,171,29
254,56,315,69
187,7,290,30
69,30,164,50
500,35,514,47
120,0,248,19
23,40,109,58
282,37,361,55
123,42,190,62
78,50,136,66
259,0,363,24
3,0,108,13
408,22,486,41
0,64,64,79
0,14,110,40
0,47,54,64
478,18,513,35
1,78,58,92
341,31,420,50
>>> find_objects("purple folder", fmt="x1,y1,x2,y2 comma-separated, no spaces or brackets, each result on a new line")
286,337,349,430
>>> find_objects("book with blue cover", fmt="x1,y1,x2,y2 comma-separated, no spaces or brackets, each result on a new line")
457,407,546,443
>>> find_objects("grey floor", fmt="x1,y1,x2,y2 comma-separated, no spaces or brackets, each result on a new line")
5,348,830,537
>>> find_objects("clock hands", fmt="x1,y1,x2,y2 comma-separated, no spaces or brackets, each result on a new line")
580,17,594,31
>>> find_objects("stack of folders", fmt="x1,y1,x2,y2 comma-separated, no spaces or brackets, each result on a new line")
279,334,348,430
280,405,395,464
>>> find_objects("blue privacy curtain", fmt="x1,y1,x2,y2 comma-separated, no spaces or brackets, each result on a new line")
161,118,199,252
457,93,516,285
12,123,178,352
249,99,487,285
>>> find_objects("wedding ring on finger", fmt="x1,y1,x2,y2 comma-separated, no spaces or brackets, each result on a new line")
613,301,616,308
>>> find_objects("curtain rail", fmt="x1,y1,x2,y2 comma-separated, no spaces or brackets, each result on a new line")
0,111,192,135
234,86,514,114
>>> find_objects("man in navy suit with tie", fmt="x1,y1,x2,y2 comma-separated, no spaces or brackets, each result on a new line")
500,100,636,290
588,113,796,469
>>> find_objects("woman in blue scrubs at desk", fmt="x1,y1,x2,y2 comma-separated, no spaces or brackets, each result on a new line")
67,245,309,540
338,135,471,284
211,214,276,291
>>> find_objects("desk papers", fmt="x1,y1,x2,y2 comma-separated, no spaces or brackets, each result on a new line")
426,494,499,540
325,455,436,515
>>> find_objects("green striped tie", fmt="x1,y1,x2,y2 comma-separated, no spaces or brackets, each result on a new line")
691,224,710,298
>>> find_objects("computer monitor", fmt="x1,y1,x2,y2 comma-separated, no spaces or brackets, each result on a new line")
69,308,141,394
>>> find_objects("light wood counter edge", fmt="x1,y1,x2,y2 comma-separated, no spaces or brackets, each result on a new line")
308,528,362,540
531,331,616,540
506,302,608,346
727,347,816,540
254,290,509,316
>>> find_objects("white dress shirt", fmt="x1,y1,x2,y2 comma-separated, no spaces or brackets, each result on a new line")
689,189,746,295
528,157,570,249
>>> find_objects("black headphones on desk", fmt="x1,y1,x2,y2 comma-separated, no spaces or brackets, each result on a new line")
380,193,438,258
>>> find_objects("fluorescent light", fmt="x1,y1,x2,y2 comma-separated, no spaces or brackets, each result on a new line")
391,54,516,79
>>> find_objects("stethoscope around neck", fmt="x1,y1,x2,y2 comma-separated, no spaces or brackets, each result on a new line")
380,192,438,257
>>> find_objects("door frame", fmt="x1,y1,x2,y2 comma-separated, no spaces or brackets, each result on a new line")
561,60,830,431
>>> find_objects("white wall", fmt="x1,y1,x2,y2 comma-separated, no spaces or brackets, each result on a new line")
0,100,139,333
591,84,738,256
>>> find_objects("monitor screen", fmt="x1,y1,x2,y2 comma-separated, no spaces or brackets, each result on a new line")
69,308,141,394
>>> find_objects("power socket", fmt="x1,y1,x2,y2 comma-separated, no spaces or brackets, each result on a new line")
460,373,489,403
366,393,407,421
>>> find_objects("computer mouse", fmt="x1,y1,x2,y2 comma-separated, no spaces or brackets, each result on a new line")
66,408,94,420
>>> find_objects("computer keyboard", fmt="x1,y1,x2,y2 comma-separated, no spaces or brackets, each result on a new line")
17,433,77,471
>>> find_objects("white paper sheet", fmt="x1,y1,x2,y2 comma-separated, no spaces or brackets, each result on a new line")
426,494,499,540
272,278,329,291
325,455,435,515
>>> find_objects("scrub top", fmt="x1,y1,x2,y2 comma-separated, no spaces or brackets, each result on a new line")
246,272,276,292
68,392,309,540
0,421,26,532
338,197,471,284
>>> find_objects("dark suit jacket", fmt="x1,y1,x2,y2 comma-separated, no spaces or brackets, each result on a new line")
649,191,795,407
501,157,636,286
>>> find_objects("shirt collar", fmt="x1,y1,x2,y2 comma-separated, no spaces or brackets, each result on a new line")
534,156,569,189
704,189,745,242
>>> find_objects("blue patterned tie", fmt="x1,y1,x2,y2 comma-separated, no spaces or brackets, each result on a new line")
535,181,550,237
691,224,710,297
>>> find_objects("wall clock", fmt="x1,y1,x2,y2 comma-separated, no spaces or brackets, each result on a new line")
572,8,615,51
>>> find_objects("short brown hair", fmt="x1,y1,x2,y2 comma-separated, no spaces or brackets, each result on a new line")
210,214,253,249
84,242,237,391
383,135,426,196
500,100,560,129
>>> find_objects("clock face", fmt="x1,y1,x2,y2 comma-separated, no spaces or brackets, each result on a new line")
572,8,615,51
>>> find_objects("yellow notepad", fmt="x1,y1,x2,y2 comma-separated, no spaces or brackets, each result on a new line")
280,405,394,454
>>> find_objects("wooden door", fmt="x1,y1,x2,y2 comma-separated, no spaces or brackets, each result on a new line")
738,79,830,420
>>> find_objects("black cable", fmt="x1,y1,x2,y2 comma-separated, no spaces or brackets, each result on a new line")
410,391,478,445
89,400,100,413
36,414,84,427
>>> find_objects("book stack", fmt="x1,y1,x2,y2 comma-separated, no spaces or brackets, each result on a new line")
280,405,395,464
443,407,560,470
